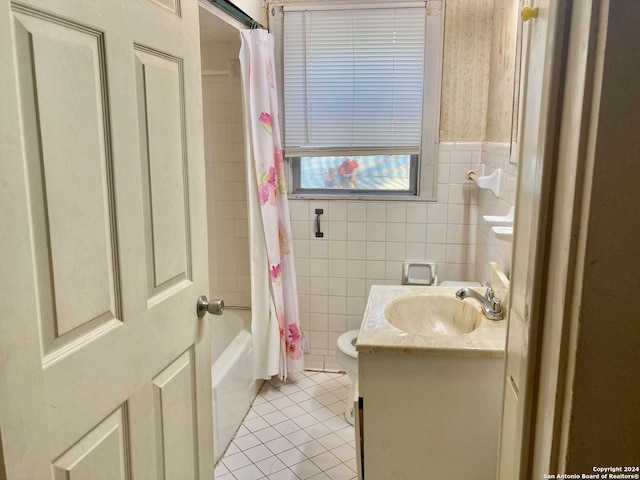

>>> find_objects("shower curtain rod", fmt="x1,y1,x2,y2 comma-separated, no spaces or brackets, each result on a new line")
203,0,264,29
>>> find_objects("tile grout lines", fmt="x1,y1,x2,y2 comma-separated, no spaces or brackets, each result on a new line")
215,371,357,480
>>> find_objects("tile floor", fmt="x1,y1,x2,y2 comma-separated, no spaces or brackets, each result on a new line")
215,371,358,480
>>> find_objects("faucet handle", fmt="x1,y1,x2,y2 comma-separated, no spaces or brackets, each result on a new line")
484,282,494,301
490,297,502,313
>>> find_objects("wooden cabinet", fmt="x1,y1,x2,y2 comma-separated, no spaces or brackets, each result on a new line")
358,351,504,480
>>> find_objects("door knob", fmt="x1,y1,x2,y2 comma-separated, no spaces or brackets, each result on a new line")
197,295,224,317
521,5,538,22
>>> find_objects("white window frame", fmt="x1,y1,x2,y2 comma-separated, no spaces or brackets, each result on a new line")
270,0,444,201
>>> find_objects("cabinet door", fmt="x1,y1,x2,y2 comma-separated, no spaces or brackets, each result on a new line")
354,382,363,480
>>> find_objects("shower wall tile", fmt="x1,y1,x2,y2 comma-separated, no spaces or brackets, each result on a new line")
437,162,451,183
366,242,386,260
202,39,251,309
406,202,427,223
386,223,406,243
406,223,427,243
328,278,347,297
436,183,450,203
386,202,407,223
366,202,387,222
428,203,448,223
386,242,406,261
293,141,481,370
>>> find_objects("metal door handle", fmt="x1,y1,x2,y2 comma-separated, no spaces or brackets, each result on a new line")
197,295,224,317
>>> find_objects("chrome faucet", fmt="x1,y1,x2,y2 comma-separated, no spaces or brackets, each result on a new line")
455,283,504,320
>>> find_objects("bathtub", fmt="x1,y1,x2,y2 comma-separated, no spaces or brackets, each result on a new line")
210,307,261,464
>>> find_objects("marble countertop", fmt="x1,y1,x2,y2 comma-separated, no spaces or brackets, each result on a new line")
356,285,508,357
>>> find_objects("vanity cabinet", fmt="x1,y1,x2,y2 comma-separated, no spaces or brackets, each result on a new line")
355,285,507,480
358,351,503,480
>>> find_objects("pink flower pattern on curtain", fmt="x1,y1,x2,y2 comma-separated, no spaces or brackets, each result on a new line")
239,30,304,379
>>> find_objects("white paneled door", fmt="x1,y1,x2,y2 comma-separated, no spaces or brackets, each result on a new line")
0,0,213,478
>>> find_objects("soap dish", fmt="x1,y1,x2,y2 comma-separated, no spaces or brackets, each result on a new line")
402,262,437,286
492,226,513,240
483,206,515,226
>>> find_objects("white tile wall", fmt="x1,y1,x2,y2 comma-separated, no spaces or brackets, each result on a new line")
202,40,251,308
292,142,486,370
474,142,518,284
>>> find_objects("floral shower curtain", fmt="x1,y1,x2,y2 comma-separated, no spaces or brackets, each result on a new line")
239,29,304,380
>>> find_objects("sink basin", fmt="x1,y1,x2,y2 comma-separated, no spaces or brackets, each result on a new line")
383,294,482,336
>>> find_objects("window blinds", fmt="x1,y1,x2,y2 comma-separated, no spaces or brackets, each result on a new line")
283,5,427,157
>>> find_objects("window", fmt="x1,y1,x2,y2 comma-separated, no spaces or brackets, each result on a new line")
276,2,444,198
294,154,418,192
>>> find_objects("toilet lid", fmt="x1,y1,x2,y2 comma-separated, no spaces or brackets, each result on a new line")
337,330,359,359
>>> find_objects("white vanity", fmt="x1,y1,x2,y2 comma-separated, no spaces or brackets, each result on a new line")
356,285,508,480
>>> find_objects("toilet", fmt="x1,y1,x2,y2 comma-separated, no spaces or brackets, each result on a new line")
335,329,359,425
